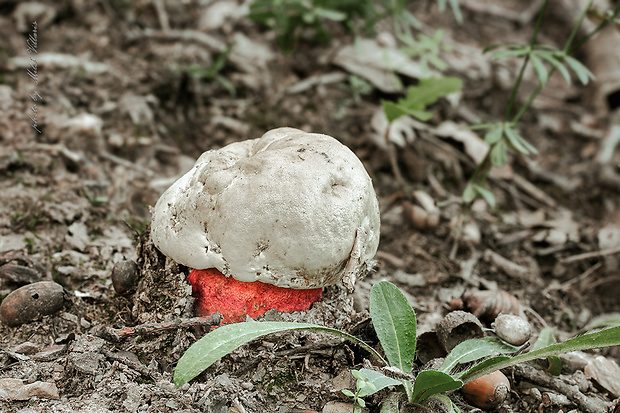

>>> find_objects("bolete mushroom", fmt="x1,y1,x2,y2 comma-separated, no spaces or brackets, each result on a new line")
151,127,380,323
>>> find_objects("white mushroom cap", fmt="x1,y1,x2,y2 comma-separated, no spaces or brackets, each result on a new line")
151,127,380,289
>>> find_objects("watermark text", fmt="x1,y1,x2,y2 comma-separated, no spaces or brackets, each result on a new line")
26,21,42,134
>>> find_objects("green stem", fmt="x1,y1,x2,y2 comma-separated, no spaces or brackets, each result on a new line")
466,1,619,204
570,5,620,53
502,0,549,122
563,0,594,53
512,2,618,125
403,379,414,403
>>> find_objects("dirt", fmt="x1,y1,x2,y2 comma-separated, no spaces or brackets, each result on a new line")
1,1,620,412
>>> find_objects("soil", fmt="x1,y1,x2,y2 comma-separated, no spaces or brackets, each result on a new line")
1,1,620,412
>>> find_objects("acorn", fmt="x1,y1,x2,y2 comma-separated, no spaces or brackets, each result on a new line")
0,281,67,327
111,260,139,295
493,314,532,346
461,370,510,410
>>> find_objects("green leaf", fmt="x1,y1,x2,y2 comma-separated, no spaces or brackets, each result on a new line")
484,125,504,144
458,355,511,380
173,321,386,386
342,389,355,397
530,54,548,85
407,77,463,107
489,48,528,61
462,182,477,204
532,327,556,350
490,140,507,167
532,327,562,376
313,7,347,21
580,313,620,333
469,122,496,130
411,370,463,403
447,0,463,23
539,53,572,84
504,126,538,155
440,337,519,373
474,184,496,208
356,368,402,397
482,43,515,54
382,77,462,123
460,325,620,382
381,100,433,123
369,281,417,373
564,55,594,85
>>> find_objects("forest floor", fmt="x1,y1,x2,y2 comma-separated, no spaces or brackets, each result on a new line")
1,1,620,412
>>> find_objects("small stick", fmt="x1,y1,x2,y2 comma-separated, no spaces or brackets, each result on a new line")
95,314,221,341
559,246,620,264
512,364,610,413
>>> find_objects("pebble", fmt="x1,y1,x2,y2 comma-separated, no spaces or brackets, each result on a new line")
0,378,59,401
322,401,367,413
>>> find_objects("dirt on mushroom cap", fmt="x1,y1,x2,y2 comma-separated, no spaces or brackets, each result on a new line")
150,127,380,289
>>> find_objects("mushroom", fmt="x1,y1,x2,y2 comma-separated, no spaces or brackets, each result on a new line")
151,127,380,323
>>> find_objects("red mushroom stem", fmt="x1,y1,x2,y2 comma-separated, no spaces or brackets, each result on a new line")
188,268,323,324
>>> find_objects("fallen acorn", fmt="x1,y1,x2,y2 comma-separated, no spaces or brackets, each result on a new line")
493,314,532,346
111,260,139,295
150,127,381,324
0,281,67,327
461,370,510,410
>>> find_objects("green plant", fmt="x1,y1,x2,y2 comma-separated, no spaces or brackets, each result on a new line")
173,281,620,411
186,43,236,97
464,0,620,207
400,29,451,75
381,76,463,123
380,76,463,185
342,75,373,103
249,0,460,53
342,369,378,412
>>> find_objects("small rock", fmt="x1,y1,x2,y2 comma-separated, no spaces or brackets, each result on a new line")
32,344,67,362
0,263,46,285
0,378,59,401
322,401,367,413
69,352,105,375
11,341,40,355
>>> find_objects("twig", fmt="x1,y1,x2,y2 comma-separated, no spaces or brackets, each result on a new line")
459,0,545,25
94,314,221,341
133,28,226,52
559,246,620,264
484,249,543,286
384,126,406,187
510,173,557,208
543,262,602,294
153,0,170,32
512,364,611,413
